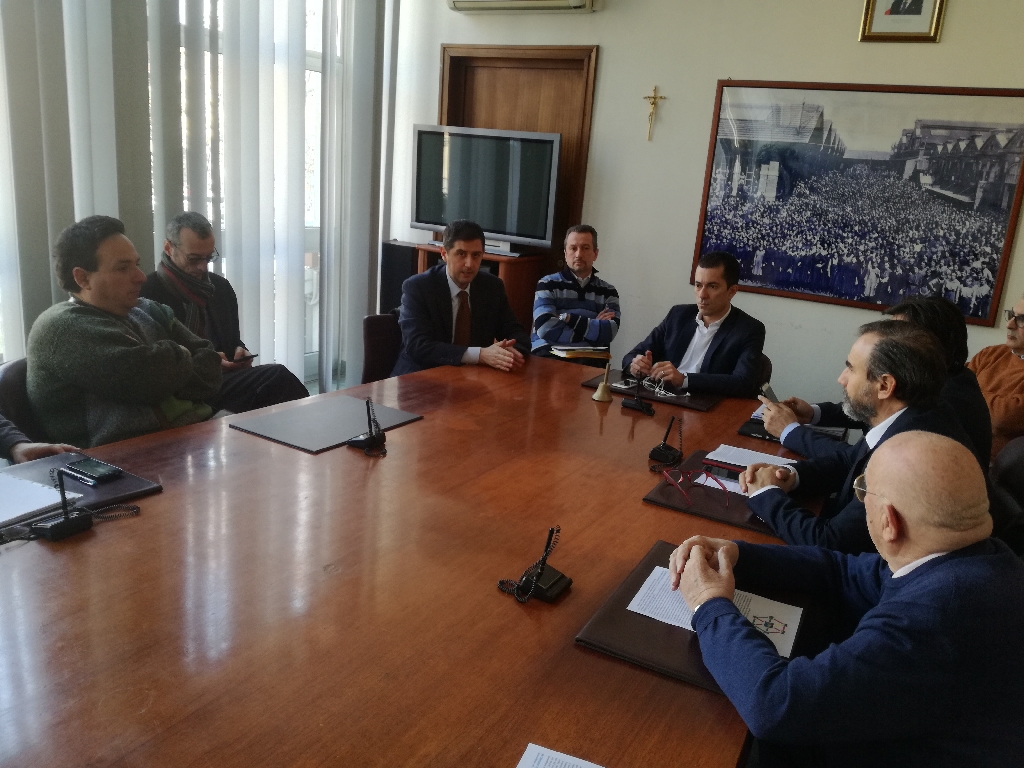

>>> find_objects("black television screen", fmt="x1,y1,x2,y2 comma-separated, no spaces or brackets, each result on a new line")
412,125,560,248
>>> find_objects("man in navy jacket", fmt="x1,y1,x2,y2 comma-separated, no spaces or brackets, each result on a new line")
741,320,975,554
670,431,1024,767
621,251,765,398
391,220,529,376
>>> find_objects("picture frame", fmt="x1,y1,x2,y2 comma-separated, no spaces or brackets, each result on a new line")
692,80,1024,326
860,0,946,43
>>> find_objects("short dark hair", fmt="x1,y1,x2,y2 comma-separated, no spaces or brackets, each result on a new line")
697,251,740,287
564,224,598,250
53,215,126,293
166,211,214,245
442,220,485,251
857,319,946,406
883,296,968,371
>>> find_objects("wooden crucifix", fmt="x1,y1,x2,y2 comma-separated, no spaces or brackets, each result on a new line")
643,86,666,141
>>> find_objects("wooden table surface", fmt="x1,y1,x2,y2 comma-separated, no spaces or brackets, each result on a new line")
0,358,795,768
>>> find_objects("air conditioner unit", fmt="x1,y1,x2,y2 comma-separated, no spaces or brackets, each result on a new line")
447,0,593,12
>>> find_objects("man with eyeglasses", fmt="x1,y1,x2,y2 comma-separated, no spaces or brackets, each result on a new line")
27,216,222,448
668,431,1024,767
141,212,308,413
967,295,1024,461
739,320,976,554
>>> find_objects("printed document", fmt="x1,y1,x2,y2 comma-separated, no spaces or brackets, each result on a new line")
705,444,796,469
627,566,802,658
515,743,604,768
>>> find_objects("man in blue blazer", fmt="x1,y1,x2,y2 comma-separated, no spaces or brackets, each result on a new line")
740,320,976,554
621,251,765,398
391,220,529,377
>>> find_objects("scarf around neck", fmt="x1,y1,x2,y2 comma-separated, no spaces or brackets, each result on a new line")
157,253,216,338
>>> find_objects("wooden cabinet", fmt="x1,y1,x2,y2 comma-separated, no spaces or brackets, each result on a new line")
413,243,549,330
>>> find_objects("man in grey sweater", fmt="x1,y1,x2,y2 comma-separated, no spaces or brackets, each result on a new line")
27,216,222,448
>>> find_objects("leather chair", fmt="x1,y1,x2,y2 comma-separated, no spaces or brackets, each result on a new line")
990,437,1024,556
756,353,773,389
0,357,46,442
361,311,402,384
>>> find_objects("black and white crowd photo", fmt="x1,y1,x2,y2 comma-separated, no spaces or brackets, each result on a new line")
697,86,1024,322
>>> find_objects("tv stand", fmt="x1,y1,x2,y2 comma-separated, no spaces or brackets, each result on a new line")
412,243,548,330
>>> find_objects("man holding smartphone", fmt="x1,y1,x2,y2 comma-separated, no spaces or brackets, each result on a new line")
141,212,308,413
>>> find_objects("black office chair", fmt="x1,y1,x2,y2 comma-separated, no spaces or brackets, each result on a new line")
756,353,773,389
990,437,1024,556
361,311,402,384
0,357,47,442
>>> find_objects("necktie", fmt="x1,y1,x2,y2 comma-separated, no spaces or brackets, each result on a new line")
454,290,471,346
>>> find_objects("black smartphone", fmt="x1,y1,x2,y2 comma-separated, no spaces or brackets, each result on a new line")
65,457,123,484
232,353,258,363
761,382,780,403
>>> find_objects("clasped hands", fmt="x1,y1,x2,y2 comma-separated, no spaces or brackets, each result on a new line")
479,339,524,372
629,351,685,387
668,536,738,610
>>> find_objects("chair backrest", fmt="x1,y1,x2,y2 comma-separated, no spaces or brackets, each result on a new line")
992,436,1024,508
0,358,47,442
757,353,773,389
361,312,402,384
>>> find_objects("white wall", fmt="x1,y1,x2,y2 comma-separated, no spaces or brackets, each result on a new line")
388,0,1024,402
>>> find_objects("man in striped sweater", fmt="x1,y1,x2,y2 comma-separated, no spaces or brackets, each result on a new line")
531,225,620,367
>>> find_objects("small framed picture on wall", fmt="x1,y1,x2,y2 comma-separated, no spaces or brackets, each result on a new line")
860,0,946,42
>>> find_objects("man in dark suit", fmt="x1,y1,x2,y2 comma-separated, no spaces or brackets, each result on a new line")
760,296,991,467
740,320,976,554
621,251,765,398
391,220,529,376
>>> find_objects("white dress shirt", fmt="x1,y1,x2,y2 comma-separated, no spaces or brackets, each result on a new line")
891,551,948,578
447,272,479,365
675,307,731,390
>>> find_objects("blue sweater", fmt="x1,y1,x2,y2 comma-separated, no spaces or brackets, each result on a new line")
693,540,1024,767
531,267,620,352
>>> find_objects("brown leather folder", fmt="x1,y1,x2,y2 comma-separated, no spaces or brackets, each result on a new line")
580,369,721,412
576,540,818,695
575,540,722,693
1,452,162,514
642,450,777,536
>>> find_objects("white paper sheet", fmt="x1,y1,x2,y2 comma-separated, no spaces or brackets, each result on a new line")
691,473,743,495
705,444,796,469
515,744,604,768
627,566,803,658
0,473,82,528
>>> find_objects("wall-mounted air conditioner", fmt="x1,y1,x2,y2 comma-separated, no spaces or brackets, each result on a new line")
447,0,594,12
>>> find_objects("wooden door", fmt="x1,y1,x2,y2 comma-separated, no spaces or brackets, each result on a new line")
439,45,599,251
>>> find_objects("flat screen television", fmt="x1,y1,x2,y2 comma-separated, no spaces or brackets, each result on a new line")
411,124,561,249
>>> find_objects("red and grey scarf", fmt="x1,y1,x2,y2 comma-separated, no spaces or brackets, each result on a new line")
156,254,216,338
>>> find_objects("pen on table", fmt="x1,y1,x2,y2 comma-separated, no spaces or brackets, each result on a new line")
536,526,556,582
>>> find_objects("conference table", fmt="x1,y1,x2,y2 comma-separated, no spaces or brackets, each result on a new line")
0,358,797,767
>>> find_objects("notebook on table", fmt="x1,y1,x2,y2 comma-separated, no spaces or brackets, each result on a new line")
0,452,162,526
580,369,721,412
228,394,422,454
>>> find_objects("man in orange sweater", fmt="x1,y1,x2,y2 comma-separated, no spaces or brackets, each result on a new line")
968,294,1024,461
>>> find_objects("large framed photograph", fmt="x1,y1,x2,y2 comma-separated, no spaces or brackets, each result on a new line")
860,0,946,43
692,81,1024,326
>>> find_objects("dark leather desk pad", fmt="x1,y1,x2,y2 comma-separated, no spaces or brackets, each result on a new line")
643,450,776,536
1,452,162,513
581,369,721,412
576,540,817,694
228,394,422,454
